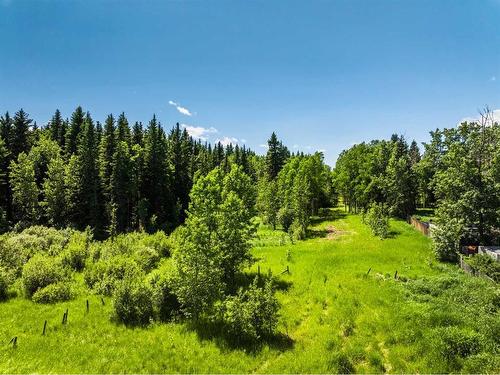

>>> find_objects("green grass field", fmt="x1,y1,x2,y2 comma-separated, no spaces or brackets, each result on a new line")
0,209,498,373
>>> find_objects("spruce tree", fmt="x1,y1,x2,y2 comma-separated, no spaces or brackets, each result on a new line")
11,109,32,159
65,106,85,156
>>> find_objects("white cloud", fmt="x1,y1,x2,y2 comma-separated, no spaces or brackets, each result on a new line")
169,100,193,116
259,144,268,149
216,136,239,146
491,76,496,81
181,124,217,140
240,139,247,143
293,144,299,149
459,108,500,125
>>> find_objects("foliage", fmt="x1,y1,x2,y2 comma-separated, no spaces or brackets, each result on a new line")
431,216,462,262
32,281,73,304
22,254,66,297
466,254,500,282
218,277,279,342
364,203,389,239
113,278,154,326
84,255,142,296
0,266,9,300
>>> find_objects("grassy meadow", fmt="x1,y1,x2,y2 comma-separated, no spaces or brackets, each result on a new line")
0,208,498,373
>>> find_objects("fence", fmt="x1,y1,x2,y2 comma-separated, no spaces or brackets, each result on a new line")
459,255,495,283
408,216,432,237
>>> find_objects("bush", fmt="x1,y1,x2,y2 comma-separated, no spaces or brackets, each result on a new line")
141,231,172,257
113,278,154,326
32,282,73,304
22,254,65,297
289,220,306,240
432,218,462,262
365,203,389,239
60,233,89,271
148,262,180,321
0,267,9,301
439,326,483,360
84,255,142,296
134,246,161,273
467,254,500,282
277,208,294,233
219,277,279,342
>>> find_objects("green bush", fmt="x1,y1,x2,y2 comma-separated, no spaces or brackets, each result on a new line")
365,203,389,239
84,255,142,296
219,277,279,342
148,263,180,321
60,233,89,271
22,254,65,297
32,282,73,304
141,231,172,257
113,278,154,326
467,254,500,282
277,208,294,233
0,267,9,301
432,218,462,262
439,326,483,360
134,246,160,273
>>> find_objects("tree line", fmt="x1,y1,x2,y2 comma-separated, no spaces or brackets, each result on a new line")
332,109,500,259
0,107,255,237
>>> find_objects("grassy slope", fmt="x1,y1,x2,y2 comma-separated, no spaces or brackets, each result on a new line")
0,209,495,373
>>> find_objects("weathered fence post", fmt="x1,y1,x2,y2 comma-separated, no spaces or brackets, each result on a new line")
86,299,89,313
42,320,47,335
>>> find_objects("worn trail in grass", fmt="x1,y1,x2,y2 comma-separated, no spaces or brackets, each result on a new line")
0,208,494,373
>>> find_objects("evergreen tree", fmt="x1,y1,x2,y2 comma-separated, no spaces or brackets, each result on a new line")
11,109,32,159
48,109,64,145
65,106,85,155
265,132,288,179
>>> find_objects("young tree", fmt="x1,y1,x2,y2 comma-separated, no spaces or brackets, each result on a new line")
9,153,38,224
42,155,67,226
265,132,288,179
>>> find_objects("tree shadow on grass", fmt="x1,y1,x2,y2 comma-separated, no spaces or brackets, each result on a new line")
186,318,295,354
234,271,292,293
385,229,402,239
309,209,347,225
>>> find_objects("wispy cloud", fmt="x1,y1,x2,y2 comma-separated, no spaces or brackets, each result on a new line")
169,100,193,116
459,108,500,125
216,136,240,146
181,124,217,140
491,76,496,81
259,144,268,149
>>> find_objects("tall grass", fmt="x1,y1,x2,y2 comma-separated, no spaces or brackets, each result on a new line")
0,209,498,373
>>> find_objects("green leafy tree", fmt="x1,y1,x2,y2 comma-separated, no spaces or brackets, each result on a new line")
9,153,39,224
42,155,67,226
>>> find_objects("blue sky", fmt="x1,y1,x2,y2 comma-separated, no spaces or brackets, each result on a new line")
0,0,499,165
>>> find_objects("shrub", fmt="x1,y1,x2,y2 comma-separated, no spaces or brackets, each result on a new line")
365,203,389,239
439,326,483,360
289,220,306,240
113,278,154,326
277,208,294,233
32,282,73,304
22,254,65,297
148,262,180,321
141,231,172,257
0,267,9,301
467,254,500,282
432,218,462,262
84,255,142,296
219,277,279,342
134,246,161,273
60,233,89,271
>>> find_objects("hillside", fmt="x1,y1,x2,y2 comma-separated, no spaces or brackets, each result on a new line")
1,209,497,373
